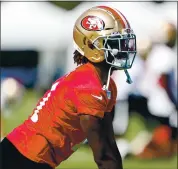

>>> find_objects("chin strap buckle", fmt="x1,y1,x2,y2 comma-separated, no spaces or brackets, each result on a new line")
124,69,133,84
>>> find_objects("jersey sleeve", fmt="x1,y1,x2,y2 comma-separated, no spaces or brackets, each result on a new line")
73,88,108,118
106,78,117,112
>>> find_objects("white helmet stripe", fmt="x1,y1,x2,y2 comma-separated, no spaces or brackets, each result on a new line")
112,8,130,28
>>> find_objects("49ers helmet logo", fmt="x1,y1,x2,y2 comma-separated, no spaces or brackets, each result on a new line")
81,16,105,31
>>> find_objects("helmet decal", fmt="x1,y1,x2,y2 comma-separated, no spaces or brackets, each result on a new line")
81,16,105,31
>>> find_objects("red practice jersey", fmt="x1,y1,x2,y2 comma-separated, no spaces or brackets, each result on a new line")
7,63,117,168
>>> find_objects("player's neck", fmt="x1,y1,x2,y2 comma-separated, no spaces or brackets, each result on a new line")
94,63,111,86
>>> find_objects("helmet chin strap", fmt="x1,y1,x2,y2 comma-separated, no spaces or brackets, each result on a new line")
124,69,133,84
104,66,133,92
105,66,113,91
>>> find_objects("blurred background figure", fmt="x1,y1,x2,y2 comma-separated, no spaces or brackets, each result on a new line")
112,20,177,159
1,1,177,169
136,21,177,159
1,77,25,139
1,77,25,117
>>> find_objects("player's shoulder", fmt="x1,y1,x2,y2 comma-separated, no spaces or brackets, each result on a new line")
73,86,109,115
67,63,102,90
71,64,109,105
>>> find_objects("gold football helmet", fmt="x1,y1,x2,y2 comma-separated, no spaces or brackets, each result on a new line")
73,5,137,70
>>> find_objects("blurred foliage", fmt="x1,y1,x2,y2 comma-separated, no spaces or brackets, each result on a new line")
49,1,81,10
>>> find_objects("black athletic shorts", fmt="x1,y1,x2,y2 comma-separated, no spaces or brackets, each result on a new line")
0,137,53,169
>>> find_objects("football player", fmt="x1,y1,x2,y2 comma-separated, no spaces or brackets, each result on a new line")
0,6,136,169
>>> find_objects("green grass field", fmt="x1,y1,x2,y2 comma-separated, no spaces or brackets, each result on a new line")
2,90,177,169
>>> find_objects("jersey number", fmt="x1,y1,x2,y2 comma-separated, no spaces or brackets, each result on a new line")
31,82,59,122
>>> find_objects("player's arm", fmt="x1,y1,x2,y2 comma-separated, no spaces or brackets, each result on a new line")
102,107,123,166
80,111,123,169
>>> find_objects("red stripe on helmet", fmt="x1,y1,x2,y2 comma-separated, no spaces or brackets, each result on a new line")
97,6,130,29
115,9,131,28
98,6,126,28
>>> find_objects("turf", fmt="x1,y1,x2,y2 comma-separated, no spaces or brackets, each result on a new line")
57,146,177,169
2,90,177,169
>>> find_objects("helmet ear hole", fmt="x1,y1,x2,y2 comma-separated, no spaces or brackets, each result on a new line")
87,41,95,50
83,37,87,45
